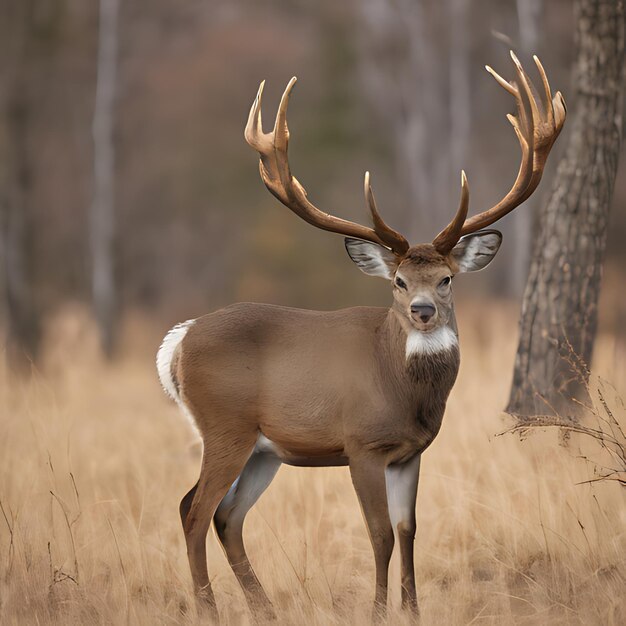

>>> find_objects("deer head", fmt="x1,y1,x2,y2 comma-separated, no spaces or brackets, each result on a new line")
245,52,566,338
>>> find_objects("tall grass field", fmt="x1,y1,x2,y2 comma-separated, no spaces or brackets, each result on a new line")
1,304,624,625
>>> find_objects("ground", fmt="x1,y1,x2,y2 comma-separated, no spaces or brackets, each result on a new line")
0,303,624,625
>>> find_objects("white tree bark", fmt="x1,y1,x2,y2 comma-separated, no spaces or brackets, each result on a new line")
357,0,451,240
509,0,543,296
91,0,120,356
449,0,470,174
517,0,543,52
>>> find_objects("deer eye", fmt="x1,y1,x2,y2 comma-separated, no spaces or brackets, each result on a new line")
395,276,407,290
438,276,451,288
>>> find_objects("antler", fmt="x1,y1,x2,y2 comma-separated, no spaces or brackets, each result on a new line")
244,78,409,256
432,52,567,255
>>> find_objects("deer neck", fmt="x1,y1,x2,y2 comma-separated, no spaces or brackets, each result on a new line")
379,308,460,443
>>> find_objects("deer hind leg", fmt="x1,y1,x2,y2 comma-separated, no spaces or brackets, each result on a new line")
181,431,257,619
385,453,421,614
349,455,394,619
214,449,281,617
180,480,199,528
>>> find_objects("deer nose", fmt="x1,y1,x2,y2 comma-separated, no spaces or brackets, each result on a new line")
410,303,436,323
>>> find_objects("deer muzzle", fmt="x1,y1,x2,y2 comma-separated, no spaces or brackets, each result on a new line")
410,302,436,324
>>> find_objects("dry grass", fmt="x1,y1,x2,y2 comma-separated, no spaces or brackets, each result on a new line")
0,303,624,625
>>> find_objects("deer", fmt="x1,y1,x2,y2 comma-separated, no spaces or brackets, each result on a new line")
157,52,565,620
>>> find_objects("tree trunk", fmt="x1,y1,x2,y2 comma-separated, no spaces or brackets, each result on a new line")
357,0,452,239
91,0,120,357
0,1,43,371
449,0,470,174
507,0,625,419
508,0,543,298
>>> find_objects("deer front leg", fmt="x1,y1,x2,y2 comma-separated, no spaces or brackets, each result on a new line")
385,453,421,613
349,455,394,619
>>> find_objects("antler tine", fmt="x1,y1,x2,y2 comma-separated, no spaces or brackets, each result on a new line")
433,170,469,256
433,53,565,249
533,55,554,127
364,172,409,254
273,77,296,164
510,51,542,131
489,64,530,141
244,81,266,151
431,171,470,254
244,79,409,256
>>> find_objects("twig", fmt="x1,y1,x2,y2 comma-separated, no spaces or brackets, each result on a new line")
50,490,80,583
1,498,15,578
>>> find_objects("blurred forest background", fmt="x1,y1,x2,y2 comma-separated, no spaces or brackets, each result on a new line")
1,3,625,625
0,0,624,364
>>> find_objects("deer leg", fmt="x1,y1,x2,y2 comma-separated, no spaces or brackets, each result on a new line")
385,453,421,614
214,449,281,617
349,456,394,618
180,480,199,528
182,434,257,619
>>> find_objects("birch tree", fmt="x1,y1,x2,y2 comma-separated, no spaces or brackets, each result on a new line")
91,0,120,356
357,0,453,240
509,0,543,295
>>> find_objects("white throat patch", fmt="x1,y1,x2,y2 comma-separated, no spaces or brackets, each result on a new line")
405,326,458,360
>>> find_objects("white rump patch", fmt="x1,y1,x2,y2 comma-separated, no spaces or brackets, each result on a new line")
156,319,195,400
157,319,200,436
405,325,458,359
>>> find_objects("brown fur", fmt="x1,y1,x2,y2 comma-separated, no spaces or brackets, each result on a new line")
402,243,448,266
178,302,458,464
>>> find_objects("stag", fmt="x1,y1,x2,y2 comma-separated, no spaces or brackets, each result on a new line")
157,52,565,619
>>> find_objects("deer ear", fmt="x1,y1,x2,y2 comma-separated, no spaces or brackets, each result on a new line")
344,238,398,279
451,230,502,273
